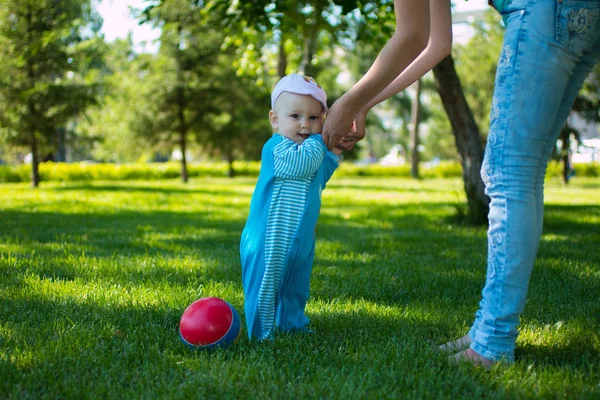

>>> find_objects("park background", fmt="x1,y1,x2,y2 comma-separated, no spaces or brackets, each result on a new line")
1,0,599,398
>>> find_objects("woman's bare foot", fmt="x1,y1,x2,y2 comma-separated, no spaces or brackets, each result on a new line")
439,334,472,353
449,348,496,370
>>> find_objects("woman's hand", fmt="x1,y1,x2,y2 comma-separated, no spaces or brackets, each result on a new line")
321,97,358,151
336,108,368,151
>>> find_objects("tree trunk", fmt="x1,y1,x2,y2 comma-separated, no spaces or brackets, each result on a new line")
227,152,235,178
176,60,189,183
278,34,287,78
177,87,189,183
433,55,489,225
30,129,40,188
176,22,189,183
410,79,421,179
300,5,322,77
178,124,189,183
26,8,39,188
559,125,572,184
55,127,67,162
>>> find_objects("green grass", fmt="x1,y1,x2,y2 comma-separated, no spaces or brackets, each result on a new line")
1,177,599,399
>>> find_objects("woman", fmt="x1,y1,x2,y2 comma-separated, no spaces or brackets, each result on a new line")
323,0,600,367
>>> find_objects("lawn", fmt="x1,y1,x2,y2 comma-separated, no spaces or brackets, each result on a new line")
1,176,599,399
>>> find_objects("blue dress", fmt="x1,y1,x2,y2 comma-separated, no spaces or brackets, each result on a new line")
240,134,339,340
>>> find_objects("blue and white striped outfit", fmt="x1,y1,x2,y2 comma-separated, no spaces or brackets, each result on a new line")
240,134,339,340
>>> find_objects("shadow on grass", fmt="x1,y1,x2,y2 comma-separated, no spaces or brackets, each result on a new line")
543,204,600,229
516,337,600,368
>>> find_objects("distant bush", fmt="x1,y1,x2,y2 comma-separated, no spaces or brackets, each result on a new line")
335,163,412,177
546,161,599,178
0,161,260,183
574,162,599,177
0,160,598,183
421,162,464,178
0,164,29,183
334,161,463,178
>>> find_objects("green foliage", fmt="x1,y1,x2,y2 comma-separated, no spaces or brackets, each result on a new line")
216,0,364,77
1,177,599,398
0,0,103,172
76,39,156,163
133,0,277,175
422,105,459,161
197,45,272,163
452,10,504,137
573,64,600,123
146,1,223,133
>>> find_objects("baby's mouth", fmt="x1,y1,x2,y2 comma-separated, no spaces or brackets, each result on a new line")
298,133,310,140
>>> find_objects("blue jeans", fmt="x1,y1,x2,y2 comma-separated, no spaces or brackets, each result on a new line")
468,0,600,362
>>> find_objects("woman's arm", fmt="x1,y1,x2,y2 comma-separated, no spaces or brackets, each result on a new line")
323,0,452,150
362,0,452,112
344,0,452,149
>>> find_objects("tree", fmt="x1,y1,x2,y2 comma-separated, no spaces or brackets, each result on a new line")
216,0,360,76
139,0,224,182
453,10,600,190
199,63,272,177
410,79,422,179
452,10,503,135
561,64,600,183
557,122,579,184
77,37,157,163
0,0,102,187
421,10,509,224
433,56,489,225
425,10,501,223
345,5,490,222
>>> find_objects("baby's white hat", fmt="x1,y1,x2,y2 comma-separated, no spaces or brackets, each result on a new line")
271,74,328,112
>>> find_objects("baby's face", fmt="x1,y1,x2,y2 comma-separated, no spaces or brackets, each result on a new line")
269,92,324,144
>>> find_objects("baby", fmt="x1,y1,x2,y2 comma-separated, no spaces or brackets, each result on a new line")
240,74,341,340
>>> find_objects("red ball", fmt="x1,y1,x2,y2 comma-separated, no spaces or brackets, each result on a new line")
179,297,241,350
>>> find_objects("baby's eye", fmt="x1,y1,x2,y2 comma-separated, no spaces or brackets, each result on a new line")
310,116,320,120
291,114,299,119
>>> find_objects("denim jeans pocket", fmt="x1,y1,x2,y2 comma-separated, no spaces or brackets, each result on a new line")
555,0,600,55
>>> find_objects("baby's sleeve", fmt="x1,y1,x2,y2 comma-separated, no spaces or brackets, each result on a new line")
273,136,326,180
322,151,339,185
